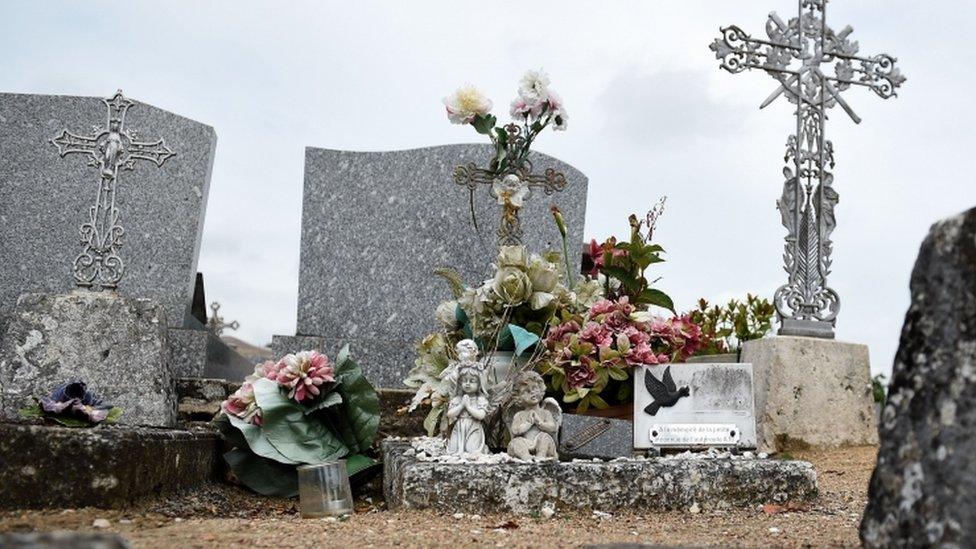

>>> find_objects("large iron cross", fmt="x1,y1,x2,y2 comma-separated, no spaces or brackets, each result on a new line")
453,124,568,246
51,90,176,290
710,0,905,338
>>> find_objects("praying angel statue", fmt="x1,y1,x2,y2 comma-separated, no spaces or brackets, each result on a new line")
445,340,490,455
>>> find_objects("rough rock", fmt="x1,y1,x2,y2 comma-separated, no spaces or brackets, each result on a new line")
0,532,131,548
861,209,976,547
0,422,219,509
383,439,817,515
0,291,175,427
741,336,876,452
176,377,238,423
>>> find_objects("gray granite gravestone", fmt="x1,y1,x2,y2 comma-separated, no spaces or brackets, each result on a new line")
274,144,588,388
633,363,757,450
0,91,214,329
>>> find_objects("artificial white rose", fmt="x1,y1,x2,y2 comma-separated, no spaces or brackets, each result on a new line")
574,278,605,309
527,256,559,293
435,300,460,330
492,266,533,305
443,84,493,125
530,291,556,311
497,245,529,269
518,69,551,103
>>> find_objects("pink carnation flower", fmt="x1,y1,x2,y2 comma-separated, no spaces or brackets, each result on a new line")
221,381,262,425
276,351,336,403
580,321,612,348
566,359,598,389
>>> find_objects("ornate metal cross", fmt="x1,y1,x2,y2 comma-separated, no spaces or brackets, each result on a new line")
51,90,176,290
710,0,905,338
453,124,568,246
207,301,240,336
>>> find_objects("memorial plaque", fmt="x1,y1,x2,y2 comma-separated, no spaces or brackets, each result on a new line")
633,363,757,449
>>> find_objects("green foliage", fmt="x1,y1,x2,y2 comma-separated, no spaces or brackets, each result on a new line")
19,403,123,428
689,294,775,355
872,374,888,405
595,213,674,312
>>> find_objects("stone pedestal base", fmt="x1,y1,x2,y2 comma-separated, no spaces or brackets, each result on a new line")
383,439,818,515
741,336,877,453
0,291,176,427
0,422,219,509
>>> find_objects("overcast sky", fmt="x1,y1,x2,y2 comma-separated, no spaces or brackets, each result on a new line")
2,1,971,377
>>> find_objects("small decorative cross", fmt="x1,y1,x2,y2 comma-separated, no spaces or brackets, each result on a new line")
710,0,905,338
207,301,240,336
51,90,176,290
453,124,568,246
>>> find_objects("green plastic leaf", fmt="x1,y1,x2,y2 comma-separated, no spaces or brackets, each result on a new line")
345,453,378,477
253,378,348,463
50,416,92,428
608,366,629,381
226,409,299,465
18,405,42,419
423,406,443,437
105,407,124,424
331,346,381,454
640,288,675,313
303,391,343,414
508,324,540,357
224,449,299,498
472,114,496,135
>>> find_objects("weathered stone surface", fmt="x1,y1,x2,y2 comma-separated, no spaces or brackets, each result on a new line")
0,291,175,427
285,145,588,388
383,440,817,515
0,532,131,548
177,377,238,423
0,92,215,329
0,422,219,509
741,336,876,452
861,209,976,548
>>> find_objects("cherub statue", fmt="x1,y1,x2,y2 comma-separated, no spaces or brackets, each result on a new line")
505,371,562,461
445,340,490,455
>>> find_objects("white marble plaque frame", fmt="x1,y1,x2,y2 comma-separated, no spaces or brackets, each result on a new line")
633,363,757,449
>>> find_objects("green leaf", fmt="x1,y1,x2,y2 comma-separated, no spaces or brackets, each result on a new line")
472,114,496,135
434,267,466,299
18,405,42,419
332,346,381,454
508,324,540,357
608,366,629,381
226,406,300,465
253,378,348,463
303,391,343,415
423,406,443,437
344,453,378,477
639,288,675,313
105,407,124,424
50,416,93,428
224,449,299,497
589,393,610,409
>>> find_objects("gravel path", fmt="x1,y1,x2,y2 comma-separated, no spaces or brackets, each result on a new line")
0,446,876,548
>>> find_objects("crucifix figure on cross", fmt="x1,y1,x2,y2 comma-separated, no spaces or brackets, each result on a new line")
453,123,568,246
51,90,176,291
710,0,906,338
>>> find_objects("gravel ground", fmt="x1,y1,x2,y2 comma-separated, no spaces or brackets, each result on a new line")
0,446,876,548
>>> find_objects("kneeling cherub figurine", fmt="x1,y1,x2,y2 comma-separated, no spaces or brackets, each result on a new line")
505,371,562,461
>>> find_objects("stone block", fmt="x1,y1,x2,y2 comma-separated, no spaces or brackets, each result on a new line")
382,439,818,515
169,327,254,381
0,291,176,427
0,91,215,329
0,422,218,509
861,208,976,547
291,145,588,388
559,414,634,459
741,336,876,453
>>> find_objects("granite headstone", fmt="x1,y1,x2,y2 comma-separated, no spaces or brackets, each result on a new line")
275,144,588,387
861,208,976,547
0,91,214,329
633,363,757,449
